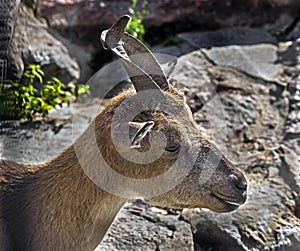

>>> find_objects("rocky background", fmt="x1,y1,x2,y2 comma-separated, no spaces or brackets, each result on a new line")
1,0,300,250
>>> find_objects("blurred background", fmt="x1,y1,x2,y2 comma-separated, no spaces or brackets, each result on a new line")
2,0,300,84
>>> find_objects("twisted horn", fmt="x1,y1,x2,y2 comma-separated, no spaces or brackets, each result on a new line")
101,15,169,91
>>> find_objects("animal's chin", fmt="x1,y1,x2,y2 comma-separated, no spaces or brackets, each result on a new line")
208,192,244,212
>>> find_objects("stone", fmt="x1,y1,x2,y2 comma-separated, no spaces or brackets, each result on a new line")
8,3,80,83
281,40,300,155
177,28,276,48
202,44,283,83
279,145,300,194
87,59,131,98
152,43,196,58
172,49,300,251
286,74,300,136
48,31,94,83
0,100,100,164
97,200,194,251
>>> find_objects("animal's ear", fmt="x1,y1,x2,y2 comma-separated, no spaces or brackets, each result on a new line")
162,58,177,79
129,121,155,148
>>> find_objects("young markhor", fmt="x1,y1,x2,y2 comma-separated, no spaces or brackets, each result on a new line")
0,15,247,251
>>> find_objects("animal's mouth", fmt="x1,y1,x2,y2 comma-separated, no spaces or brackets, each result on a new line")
211,191,246,210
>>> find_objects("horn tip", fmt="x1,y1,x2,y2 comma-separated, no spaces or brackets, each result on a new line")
120,14,131,20
114,15,131,29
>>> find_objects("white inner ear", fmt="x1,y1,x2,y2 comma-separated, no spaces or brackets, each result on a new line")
130,121,155,148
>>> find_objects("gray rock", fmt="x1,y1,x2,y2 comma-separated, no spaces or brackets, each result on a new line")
47,30,94,83
171,50,300,251
87,60,132,98
279,145,300,195
183,166,300,251
97,200,193,251
8,3,80,83
152,43,196,58
178,28,276,48
286,74,300,136
280,40,300,155
0,100,100,164
202,44,283,83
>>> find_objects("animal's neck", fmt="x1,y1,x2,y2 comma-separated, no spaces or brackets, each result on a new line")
41,147,124,248
22,119,126,250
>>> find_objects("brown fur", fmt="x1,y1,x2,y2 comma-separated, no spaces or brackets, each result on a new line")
0,87,247,251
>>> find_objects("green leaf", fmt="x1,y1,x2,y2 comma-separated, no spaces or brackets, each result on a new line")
0,64,90,120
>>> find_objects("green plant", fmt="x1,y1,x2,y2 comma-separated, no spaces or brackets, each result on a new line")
0,64,90,120
126,0,149,46
88,0,148,74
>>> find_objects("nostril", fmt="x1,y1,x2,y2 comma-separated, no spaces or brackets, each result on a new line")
229,174,247,190
236,180,247,190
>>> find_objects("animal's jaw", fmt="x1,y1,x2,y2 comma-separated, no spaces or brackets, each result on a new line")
209,190,247,212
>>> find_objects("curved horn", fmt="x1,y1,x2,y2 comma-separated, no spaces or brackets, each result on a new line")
101,15,169,91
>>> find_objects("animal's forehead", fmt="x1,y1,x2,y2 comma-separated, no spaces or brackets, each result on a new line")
108,88,191,123
151,93,195,128
146,88,191,120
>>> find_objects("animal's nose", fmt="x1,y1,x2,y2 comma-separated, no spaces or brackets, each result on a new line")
229,173,247,191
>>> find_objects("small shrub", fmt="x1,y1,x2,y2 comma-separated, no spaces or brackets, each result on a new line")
0,64,90,120
89,0,148,74
126,0,149,47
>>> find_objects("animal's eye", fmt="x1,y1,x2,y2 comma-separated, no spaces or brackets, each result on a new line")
165,145,181,153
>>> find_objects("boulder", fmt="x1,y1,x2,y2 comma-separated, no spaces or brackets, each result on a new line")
8,2,80,83
0,100,100,164
170,45,300,250
177,28,277,48
203,44,283,83
97,200,193,251
176,28,288,83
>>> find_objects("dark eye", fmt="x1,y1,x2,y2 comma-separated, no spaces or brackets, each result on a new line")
165,145,181,153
